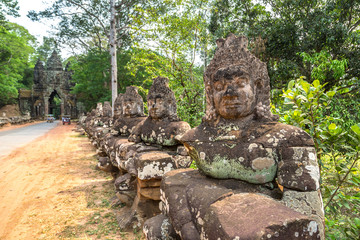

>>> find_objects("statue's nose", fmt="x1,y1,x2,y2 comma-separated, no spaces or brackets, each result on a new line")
224,85,235,95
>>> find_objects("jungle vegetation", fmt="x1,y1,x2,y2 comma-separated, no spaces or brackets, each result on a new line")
1,0,359,238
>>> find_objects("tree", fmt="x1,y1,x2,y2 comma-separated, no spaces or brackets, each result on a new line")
29,0,165,112
70,48,153,111
0,0,19,21
36,36,60,62
110,0,117,116
0,22,36,106
209,0,360,90
127,0,210,126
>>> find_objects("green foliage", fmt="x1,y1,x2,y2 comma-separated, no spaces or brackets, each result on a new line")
209,0,360,90
70,49,153,111
278,77,338,158
299,50,348,83
322,124,360,239
0,0,19,21
28,0,162,53
70,50,111,111
0,22,36,106
36,36,59,62
28,0,111,52
274,77,360,239
128,0,207,127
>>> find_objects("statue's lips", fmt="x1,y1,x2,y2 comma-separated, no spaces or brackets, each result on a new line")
222,101,243,107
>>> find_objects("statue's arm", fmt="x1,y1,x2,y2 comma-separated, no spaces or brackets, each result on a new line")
278,146,325,238
128,124,142,143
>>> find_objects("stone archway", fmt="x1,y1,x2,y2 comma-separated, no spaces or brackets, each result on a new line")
18,50,79,119
48,90,62,118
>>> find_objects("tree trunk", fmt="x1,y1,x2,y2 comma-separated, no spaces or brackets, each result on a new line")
110,0,117,117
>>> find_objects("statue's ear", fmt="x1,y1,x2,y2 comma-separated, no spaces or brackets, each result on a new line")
216,38,225,48
255,78,263,89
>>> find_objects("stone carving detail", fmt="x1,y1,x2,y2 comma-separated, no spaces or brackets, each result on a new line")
144,34,325,240
19,50,78,118
113,86,146,136
121,77,191,220
129,76,189,146
81,78,192,230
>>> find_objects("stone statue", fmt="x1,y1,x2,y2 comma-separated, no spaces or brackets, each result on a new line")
114,76,191,229
96,87,146,176
144,34,324,240
113,86,146,136
129,76,189,146
113,93,123,119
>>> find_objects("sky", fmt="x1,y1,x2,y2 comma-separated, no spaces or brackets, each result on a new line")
8,0,55,43
6,0,70,57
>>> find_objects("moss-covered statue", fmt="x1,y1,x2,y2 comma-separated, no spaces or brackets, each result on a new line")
112,86,146,136
115,77,191,229
144,34,325,240
129,76,191,146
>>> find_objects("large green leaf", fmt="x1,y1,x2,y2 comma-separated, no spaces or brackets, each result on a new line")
351,124,360,137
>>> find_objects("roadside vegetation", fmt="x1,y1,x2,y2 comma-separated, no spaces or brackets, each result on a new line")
1,0,359,238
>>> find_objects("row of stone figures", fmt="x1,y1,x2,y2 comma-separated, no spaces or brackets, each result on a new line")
80,34,325,240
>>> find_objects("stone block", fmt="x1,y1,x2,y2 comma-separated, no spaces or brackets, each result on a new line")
135,151,175,180
203,193,321,239
138,178,162,188
143,214,180,240
137,185,161,201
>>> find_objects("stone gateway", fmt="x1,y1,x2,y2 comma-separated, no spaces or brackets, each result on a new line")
19,50,80,119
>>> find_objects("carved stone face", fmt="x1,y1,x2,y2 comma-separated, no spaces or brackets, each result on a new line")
212,65,255,119
148,98,168,120
123,100,142,117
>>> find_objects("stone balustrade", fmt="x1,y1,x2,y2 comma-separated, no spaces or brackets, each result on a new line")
81,34,325,240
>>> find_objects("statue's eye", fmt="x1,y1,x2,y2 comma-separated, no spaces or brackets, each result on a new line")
214,81,223,91
236,78,248,88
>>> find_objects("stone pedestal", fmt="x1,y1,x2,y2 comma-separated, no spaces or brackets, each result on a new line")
145,169,322,240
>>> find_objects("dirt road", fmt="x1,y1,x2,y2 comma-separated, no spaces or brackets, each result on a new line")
0,124,141,240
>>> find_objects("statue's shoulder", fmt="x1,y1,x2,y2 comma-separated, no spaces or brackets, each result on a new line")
252,122,314,148
180,122,216,143
168,120,191,134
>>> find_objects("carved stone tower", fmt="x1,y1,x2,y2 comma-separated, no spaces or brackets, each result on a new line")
19,50,79,119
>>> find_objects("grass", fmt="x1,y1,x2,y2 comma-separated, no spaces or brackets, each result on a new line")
43,133,144,240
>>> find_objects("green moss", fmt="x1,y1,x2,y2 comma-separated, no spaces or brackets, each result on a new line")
190,147,277,184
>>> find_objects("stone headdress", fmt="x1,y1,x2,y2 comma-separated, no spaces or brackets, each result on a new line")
123,86,145,117
147,76,179,121
204,33,275,123
95,102,103,117
103,101,112,118
114,93,124,117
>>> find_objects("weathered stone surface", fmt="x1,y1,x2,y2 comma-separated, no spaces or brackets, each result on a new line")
135,151,176,180
103,101,112,118
129,77,191,146
146,34,324,240
138,186,161,201
112,86,146,136
132,119,191,146
203,193,321,240
115,173,135,191
97,156,118,176
0,115,32,127
278,147,319,191
181,121,314,183
20,50,79,119
144,214,180,240
115,141,138,173
138,178,162,188
116,191,136,206
159,169,281,236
